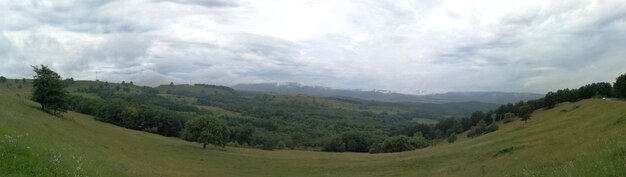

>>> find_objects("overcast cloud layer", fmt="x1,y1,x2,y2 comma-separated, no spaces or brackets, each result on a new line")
1,0,626,94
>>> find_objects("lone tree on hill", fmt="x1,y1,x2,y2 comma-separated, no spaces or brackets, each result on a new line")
614,73,626,98
519,105,532,123
182,116,229,149
32,65,68,115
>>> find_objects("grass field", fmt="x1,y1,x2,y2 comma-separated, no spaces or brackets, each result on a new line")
0,86,624,177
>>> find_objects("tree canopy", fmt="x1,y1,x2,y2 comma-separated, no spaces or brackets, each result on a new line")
518,105,532,123
614,73,626,98
31,65,68,115
182,117,230,148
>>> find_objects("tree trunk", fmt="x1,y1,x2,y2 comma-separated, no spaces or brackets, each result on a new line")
203,143,207,149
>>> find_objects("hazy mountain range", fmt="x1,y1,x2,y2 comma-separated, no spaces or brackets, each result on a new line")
232,82,544,104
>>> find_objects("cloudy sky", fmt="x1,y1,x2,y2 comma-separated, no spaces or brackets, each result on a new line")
1,0,626,94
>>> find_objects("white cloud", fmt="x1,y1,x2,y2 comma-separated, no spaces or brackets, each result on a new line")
1,0,625,93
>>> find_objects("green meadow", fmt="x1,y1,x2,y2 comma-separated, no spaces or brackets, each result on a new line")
0,85,624,177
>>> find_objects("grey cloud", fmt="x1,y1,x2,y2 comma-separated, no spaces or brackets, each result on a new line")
143,33,324,86
430,1,626,92
2,0,626,93
0,34,11,56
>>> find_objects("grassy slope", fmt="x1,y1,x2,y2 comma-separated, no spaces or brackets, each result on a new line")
0,86,624,177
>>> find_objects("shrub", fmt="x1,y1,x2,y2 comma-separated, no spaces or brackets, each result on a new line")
502,112,516,123
262,139,279,150
484,123,498,133
447,132,457,143
369,133,429,153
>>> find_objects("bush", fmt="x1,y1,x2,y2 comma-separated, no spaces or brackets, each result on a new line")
371,135,415,153
369,133,429,153
262,139,279,150
484,123,498,133
466,127,481,138
503,117,516,123
447,132,457,143
502,112,517,123
467,120,498,138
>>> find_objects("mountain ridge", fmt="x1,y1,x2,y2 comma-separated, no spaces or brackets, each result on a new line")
232,82,543,104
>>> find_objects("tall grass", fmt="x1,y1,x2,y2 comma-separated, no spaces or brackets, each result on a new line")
0,132,92,177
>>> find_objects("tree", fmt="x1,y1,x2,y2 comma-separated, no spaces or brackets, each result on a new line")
544,91,558,109
182,117,229,149
519,105,532,123
0,76,6,83
170,82,174,86
615,73,626,98
32,65,68,115
323,132,377,152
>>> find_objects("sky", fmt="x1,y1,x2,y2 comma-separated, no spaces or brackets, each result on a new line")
1,0,626,94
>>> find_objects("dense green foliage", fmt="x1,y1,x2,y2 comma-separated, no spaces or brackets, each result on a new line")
468,120,498,138
490,82,615,124
67,95,187,137
61,82,497,152
182,117,229,148
615,72,626,98
447,132,457,143
322,132,382,152
31,65,68,115
369,133,429,153
502,112,516,123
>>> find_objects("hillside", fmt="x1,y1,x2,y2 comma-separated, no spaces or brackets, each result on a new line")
0,79,500,153
232,82,543,104
1,85,624,176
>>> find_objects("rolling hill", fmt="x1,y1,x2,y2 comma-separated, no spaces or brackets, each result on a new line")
1,85,623,177
232,82,543,104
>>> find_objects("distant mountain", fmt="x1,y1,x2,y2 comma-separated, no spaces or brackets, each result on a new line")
231,82,543,104
417,92,544,104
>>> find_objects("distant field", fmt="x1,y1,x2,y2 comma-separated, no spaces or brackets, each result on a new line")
0,86,624,177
